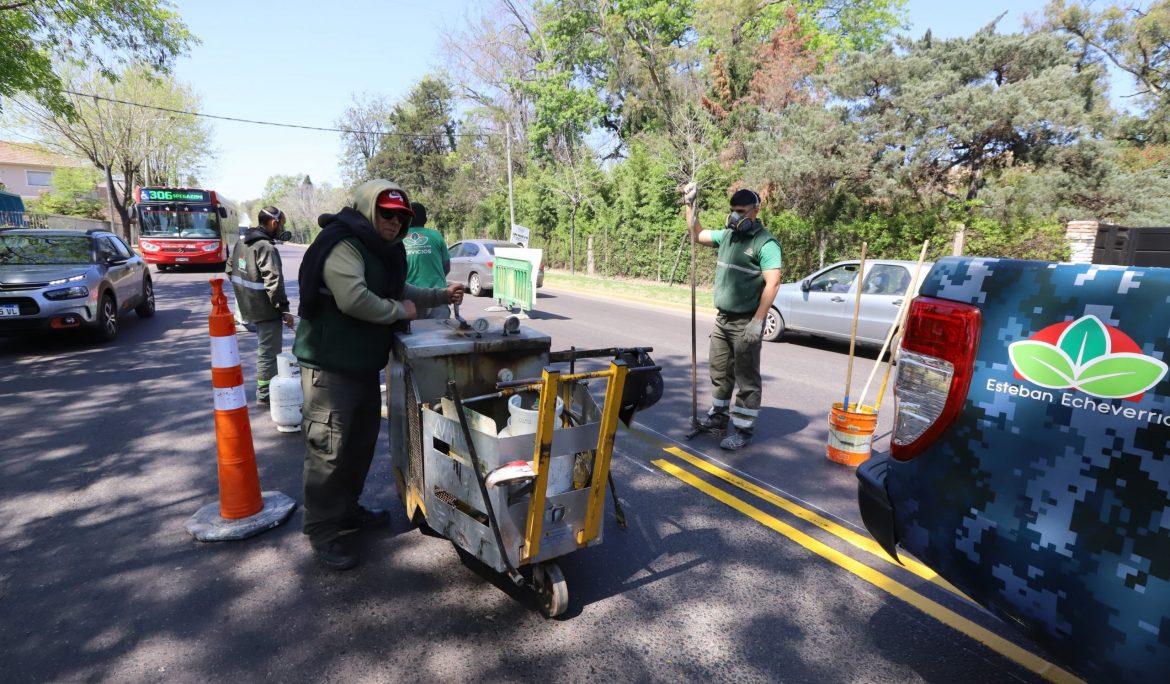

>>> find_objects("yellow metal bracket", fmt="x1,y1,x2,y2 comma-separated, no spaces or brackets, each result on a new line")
579,360,628,546
521,367,561,562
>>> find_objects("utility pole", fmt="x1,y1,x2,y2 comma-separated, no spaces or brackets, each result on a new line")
506,122,516,231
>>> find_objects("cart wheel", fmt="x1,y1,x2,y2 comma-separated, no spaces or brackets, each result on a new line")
533,561,568,618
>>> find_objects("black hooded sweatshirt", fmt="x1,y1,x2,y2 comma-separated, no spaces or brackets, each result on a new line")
297,207,407,321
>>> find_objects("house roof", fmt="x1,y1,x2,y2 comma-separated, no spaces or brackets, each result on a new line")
0,141,87,168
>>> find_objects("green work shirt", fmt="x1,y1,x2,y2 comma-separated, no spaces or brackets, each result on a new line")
403,226,451,290
703,227,782,315
705,229,783,270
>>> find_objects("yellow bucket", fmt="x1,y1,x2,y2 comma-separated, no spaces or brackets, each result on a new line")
827,402,878,467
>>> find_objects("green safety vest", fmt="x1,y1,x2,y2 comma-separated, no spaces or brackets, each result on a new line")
293,238,396,377
714,226,779,315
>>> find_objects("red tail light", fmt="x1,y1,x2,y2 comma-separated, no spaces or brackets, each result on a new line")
891,297,982,461
487,260,493,268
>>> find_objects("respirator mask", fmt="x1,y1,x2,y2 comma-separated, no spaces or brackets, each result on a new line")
725,190,761,233
261,207,292,242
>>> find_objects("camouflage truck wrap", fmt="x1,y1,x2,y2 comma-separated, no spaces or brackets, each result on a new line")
858,257,1170,683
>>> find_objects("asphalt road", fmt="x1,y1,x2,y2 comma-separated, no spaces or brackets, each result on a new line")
0,245,1070,683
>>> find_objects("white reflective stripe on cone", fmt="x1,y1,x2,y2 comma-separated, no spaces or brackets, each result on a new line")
210,336,241,369
213,385,247,411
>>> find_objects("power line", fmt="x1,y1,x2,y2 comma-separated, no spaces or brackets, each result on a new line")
60,90,500,139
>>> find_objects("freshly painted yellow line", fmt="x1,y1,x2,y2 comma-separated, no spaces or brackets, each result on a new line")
664,446,968,600
653,459,1084,684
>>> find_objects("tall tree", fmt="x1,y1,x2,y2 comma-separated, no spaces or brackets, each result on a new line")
0,0,196,117
366,77,460,225
336,93,392,185
12,66,212,240
826,22,1114,253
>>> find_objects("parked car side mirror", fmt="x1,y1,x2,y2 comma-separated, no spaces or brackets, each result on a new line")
800,279,811,292
218,207,229,219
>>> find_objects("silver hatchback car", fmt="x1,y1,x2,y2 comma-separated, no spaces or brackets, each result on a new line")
764,259,932,346
0,229,155,342
448,239,545,296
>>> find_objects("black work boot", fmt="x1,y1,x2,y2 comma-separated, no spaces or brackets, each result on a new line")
720,427,753,451
339,506,391,534
697,412,729,435
312,539,359,571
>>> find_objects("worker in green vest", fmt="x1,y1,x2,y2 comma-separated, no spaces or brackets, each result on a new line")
293,180,464,570
686,188,782,451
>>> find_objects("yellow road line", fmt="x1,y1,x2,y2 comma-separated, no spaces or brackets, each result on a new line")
664,446,968,601
652,458,1084,684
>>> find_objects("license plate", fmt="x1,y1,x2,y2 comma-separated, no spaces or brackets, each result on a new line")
0,304,20,317
175,257,189,262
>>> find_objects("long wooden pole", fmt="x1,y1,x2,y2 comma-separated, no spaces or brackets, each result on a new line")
842,242,867,411
688,197,698,426
858,240,930,407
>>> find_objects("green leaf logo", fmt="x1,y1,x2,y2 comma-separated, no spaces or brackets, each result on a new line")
1008,315,1169,400
1008,341,1076,389
1058,315,1109,366
1075,354,1170,399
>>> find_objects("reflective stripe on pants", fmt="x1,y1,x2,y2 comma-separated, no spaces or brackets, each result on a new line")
708,312,763,431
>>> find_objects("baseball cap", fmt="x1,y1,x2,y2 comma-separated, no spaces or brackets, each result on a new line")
376,189,414,215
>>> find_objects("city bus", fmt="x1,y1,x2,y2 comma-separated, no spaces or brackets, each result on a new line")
134,187,239,271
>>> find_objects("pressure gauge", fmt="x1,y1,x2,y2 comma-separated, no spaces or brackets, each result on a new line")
498,368,514,383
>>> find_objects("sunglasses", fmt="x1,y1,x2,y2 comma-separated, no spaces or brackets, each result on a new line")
376,207,409,223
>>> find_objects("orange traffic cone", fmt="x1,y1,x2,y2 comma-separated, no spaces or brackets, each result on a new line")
186,278,295,541
208,278,263,518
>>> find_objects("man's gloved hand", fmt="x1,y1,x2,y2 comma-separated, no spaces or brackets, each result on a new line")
682,181,698,205
741,318,764,346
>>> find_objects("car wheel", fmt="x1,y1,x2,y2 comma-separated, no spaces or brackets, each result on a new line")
763,307,785,342
468,272,483,297
135,277,155,318
93,293,118,342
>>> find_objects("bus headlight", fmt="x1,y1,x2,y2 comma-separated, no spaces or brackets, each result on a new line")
200,242,221,252
140,240,161,252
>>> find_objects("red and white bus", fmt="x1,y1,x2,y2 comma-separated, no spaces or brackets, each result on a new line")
134,187,239,272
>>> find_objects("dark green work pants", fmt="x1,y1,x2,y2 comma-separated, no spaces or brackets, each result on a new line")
254,318,283,402
300,367,381,545
708,312,762,431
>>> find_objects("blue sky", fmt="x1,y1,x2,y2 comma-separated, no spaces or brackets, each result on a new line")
173,1,1060,203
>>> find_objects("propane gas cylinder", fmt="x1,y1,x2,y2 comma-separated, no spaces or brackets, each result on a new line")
269,352,303,433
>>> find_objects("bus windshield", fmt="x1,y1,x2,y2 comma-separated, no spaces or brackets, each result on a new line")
139,206,221,239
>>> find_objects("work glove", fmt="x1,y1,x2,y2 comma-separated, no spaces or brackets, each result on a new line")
740,318,764,346
682,182,698,205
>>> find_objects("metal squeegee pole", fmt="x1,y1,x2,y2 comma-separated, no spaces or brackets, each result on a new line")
446,381,523,583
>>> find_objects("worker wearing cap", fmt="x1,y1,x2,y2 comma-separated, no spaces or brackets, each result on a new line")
403,201,452,319
226,205,295,405
686,188,782,450
293,180,465,570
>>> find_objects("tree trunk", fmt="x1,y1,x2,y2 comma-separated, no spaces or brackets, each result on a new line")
106,167,132,242
668,230,687,285
569,206,577,274
818,230,826,269
952,223,966,257
657,233,663,282
587,235,595,275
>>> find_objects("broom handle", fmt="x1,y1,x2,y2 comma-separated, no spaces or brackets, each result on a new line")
858,240,930,407
842,242,867,409
874,329,901,411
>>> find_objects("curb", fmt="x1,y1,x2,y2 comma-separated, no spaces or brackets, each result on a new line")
541,281,718,317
